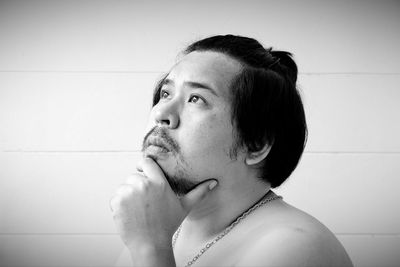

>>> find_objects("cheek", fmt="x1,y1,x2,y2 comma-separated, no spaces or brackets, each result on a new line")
181,114,235,159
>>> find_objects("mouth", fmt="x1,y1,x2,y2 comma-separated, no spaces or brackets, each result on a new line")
143,137,172,158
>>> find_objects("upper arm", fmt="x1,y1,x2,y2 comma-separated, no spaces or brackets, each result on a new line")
237,227,353,267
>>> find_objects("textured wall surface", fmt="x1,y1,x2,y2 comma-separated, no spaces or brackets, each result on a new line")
1,1,400,266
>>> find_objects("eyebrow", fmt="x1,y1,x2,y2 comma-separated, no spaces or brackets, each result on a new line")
162,78,218,96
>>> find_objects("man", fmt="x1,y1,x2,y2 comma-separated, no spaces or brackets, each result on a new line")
110,35,353,267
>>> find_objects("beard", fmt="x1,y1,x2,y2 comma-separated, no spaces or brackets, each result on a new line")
162,167,198,197
142,126,198,196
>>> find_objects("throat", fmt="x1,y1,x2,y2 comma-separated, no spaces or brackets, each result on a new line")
181,187,277,240
173,190,280,249
173,190,281,266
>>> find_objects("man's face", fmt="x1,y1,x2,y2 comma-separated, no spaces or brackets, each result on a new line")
142,51,243,195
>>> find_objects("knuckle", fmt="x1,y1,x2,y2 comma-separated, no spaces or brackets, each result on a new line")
124,186,135,196
110,195,122,211
125,173,141,184
117,184,133,195
111,191,132,209
136,178,150,191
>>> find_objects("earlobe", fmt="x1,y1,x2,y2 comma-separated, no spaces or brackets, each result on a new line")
245,144,272,165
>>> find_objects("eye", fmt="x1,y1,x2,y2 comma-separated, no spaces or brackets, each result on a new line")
160,89,170,99
189,95,205,104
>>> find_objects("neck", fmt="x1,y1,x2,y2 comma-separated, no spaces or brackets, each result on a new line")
180,173,271,244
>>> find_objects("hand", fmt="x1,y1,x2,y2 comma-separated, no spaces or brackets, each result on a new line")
110,157,218,250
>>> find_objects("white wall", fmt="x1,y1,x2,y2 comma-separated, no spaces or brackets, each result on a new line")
1,1,399,266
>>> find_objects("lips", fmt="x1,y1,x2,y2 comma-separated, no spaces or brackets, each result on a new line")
144,136,171,155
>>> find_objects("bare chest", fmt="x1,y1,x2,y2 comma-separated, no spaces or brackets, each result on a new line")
173,225,255,267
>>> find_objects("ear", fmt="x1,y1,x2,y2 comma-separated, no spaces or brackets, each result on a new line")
245,144,272,166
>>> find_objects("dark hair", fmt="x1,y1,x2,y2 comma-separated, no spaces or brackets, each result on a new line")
153,34,307,188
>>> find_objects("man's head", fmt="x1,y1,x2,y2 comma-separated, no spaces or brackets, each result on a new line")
142,35,307,195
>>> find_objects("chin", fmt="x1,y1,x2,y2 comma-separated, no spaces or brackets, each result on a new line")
142,150,203,195
154,158,199,195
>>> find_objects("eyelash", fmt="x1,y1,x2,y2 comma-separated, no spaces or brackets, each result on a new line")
189,95,205,104
160,90,169,99
159,89,206,105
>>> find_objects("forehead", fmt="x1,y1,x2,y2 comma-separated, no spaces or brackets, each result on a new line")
166,51,242,96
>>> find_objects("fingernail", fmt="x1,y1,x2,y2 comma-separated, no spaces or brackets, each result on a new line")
209,180,218,190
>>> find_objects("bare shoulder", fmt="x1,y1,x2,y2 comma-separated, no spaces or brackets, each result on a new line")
237,200,354,267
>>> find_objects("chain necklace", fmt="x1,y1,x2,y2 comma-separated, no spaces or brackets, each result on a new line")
172,191,282,267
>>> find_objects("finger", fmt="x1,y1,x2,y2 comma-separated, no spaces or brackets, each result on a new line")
136,162,143,172
109,196,116,212
124,173,145,184
109,192,126,213
139,157,167,184
135,155,149,172
180,179,218,212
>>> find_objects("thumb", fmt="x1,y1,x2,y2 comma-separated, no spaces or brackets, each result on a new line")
180,179,218,212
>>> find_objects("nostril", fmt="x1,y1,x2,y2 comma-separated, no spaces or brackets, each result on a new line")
153,104,179,129
160,119,170,126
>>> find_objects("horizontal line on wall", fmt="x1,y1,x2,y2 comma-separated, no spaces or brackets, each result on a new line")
0,70,163,74
301,72,400,76
335,233,400,237
2,150,400,155
1,233,399,237
305,151,400,155
0,150,122,153
2,150,140,153
0,70,399,76
0,233,119,236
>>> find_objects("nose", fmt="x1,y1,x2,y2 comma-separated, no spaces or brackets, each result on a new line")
153,100,180,129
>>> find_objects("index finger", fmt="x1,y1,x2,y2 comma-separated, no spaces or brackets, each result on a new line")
139,157,168,185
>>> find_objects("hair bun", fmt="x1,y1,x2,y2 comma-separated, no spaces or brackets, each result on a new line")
270,50,298,84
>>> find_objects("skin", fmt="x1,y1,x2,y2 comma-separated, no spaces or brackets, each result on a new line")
111,51,353,267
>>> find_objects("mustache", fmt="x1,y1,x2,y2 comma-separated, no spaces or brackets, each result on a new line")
142,126,180,153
